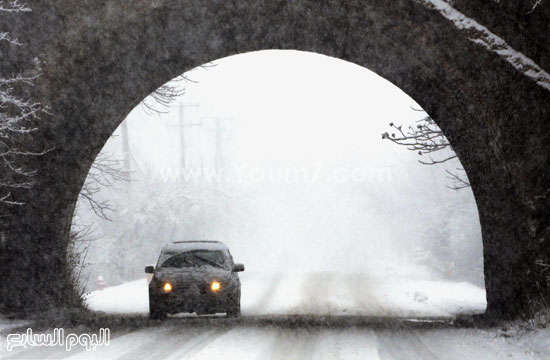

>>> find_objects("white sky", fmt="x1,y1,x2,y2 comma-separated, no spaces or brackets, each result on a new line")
110,50,424,171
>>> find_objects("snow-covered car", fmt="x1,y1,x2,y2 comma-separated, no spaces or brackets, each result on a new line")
145,241,244,319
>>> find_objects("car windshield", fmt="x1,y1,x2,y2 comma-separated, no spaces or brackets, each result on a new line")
158,250,228,269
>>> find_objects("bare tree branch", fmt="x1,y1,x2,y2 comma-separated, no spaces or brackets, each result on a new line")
78,152,130,220
140,64,215,114
141,78,186,115
381,115,470,190
445,169,471,190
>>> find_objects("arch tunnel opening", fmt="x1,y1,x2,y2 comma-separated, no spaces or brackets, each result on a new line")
72,50,486,318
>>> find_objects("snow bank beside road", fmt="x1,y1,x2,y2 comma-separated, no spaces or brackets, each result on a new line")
0,315,31,334
380,278,486,317
85,278,149,315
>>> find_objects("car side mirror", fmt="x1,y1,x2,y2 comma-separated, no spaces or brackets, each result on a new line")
232,263,245,272
145,265,155,274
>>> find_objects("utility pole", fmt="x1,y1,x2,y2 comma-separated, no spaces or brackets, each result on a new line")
178,103,186,170
173,102,200,171
201,116,232,174
215,117,222,173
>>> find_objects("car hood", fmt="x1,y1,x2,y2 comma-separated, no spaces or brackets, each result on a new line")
154,266,232,284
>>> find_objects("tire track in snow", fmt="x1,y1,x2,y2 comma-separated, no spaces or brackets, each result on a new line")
375,327,532,360
376,329,441,360
244,273,282,315
405,328,540,360
258,328,317,360
112,325,188,360
158,327,232,360
3,326,167,360
298,272,334,315
347,273,397,317
181,327,275,359
115,325,230,360
314,329,382,360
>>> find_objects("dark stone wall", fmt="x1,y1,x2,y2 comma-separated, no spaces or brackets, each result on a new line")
0,0,548,319
451,0,550,70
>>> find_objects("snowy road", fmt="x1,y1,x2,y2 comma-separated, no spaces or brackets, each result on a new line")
2,272,546,359
2,316,543,359
84,272,487,318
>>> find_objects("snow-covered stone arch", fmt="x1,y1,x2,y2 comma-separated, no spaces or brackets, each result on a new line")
1,0,549,319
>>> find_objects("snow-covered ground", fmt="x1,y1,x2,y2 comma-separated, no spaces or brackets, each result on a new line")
84,272,486,318
0,315,30,333
2,312,549,359
2,274,548,359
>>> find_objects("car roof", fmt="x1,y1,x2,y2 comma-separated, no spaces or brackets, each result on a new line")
161,240,229,253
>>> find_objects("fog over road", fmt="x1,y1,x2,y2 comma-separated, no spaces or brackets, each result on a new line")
2,272,544,359
83,272,487,318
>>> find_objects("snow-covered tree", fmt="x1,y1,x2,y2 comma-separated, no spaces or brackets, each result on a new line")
73,167,244,290
0,1,45,209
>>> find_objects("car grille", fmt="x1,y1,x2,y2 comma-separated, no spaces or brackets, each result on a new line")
171,280,212,295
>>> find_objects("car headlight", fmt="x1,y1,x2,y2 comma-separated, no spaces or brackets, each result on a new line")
210,281,221,292
163,282,173,293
